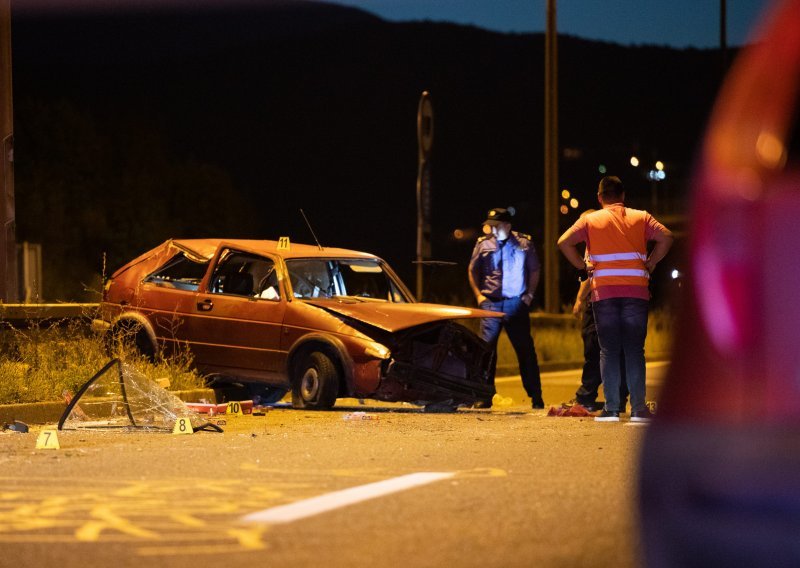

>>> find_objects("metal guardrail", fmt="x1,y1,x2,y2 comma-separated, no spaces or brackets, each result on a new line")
531,312,577,325
0,303,99,322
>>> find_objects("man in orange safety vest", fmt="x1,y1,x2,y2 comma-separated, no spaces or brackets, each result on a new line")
558,176,673,423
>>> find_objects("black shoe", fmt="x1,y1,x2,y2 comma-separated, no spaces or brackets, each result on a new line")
630,409,654,423
594,410,620,422
532,400,545,409
571,399,603,412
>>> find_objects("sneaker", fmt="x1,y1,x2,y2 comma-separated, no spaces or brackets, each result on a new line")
471,400,492,409
630,409,654,423
594,410,620,422
532,399,545,410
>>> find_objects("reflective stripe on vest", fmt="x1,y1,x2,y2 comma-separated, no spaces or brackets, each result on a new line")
593,269,649,279
589,252,647,263
586,207,650,290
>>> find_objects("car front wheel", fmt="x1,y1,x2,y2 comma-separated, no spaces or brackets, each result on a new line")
292,351,339,410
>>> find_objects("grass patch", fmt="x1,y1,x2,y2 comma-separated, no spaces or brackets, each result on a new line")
0,319,205,405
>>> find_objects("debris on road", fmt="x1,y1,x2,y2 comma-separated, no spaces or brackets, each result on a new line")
547,403,596,417
59,358,222,433
492,394,513,407
184,401,255,415
342,411,379,421
2,420,29,433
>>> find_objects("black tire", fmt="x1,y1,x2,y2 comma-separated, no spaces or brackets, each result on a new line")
292,351,339,410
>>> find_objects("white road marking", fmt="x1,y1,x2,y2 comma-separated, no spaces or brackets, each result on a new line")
241,472,455,524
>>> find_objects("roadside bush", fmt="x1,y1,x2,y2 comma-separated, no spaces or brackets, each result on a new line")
0,319,205,405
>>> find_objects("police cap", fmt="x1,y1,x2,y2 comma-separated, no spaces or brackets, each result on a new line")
484,206,515,226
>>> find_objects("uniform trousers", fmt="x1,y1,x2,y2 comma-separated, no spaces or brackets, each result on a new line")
479,296,543,404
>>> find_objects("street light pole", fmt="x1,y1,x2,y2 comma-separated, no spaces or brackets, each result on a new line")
0,0,17,302
416,91,433,300
543,0,559,313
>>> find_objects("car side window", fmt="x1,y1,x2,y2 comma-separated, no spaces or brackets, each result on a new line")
211,251,280,300
144,253,209,291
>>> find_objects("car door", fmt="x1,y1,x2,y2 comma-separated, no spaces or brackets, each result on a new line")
187,249,287,379
136,249,211,353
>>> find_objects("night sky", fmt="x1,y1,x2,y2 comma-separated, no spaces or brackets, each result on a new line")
331,0,770,49
17,0,772,49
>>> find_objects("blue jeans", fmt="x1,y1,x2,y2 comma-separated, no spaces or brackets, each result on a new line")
575,302,629,409
592,297,648,413
480,297,543,402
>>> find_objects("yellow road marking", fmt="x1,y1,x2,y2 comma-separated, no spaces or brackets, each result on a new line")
76,507,161,541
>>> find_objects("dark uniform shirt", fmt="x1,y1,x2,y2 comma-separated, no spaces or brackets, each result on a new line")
469,231,540,300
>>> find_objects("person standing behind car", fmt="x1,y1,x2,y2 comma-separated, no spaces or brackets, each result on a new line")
570,209,629,413
468,207,544,409
558,176,672,423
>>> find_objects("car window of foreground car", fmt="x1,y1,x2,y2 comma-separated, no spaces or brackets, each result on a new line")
144,252,209,291
285,258,408,302
210,250,281,300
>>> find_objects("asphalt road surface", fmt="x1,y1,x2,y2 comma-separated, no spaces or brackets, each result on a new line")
0,363,667,568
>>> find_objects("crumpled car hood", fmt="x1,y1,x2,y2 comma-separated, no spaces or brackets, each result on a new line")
304,299,500,333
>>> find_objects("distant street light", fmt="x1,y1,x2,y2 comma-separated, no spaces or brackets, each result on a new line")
630,154,666,212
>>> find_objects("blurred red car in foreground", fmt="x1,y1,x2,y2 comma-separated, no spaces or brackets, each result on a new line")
93,238,497,410
640,1,800,565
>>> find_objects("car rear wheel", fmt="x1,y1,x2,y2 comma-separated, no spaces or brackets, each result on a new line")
107,322,156,361
292,351,339,410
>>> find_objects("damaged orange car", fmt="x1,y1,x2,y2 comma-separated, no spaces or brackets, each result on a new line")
93,238,498,409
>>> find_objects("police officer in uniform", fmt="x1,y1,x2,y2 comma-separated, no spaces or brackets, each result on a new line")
468,207,544,409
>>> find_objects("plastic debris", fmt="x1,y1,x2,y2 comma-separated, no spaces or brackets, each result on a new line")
342,411,379,421
492,393,513,407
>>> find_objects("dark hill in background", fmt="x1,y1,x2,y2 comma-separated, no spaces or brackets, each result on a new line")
10,1,723,302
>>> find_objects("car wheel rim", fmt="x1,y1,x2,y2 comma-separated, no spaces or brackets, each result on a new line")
300,367,319,400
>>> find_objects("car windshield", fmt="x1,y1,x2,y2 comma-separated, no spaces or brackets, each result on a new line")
285,258,409,302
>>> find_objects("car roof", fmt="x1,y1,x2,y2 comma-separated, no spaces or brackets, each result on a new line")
173,238,379,261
